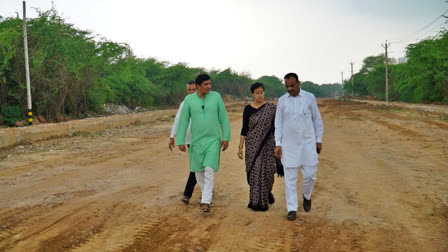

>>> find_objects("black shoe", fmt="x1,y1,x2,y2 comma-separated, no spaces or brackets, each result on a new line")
287,211,297,221
303,196,311,212
268,193,275,204
248,203,268,212
181,195,190,204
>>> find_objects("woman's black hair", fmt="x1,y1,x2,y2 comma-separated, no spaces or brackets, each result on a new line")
250,82,265,94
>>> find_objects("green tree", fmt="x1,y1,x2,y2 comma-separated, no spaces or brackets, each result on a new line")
255,75,284,98
210,68,252,98
395,31,448,103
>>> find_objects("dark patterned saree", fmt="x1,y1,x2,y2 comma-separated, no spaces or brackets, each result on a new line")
244,103,276,211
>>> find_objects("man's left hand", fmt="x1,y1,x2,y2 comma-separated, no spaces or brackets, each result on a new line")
316,142,322,154
179,145,187,152
221,141,229,152
169,138,175,151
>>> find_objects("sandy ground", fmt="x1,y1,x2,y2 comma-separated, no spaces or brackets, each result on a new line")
0,99,446,251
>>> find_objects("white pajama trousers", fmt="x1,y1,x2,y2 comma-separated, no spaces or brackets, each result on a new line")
284,165,317,212
195,166,214,204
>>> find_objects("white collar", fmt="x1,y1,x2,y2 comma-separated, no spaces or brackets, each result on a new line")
287,89,303,98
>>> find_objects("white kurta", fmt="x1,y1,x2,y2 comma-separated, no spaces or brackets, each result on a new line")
170,100,191,144
274,89,323,167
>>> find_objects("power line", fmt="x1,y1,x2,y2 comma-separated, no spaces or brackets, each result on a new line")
391,10,447,42
390,10,448,44
392,21,447,45
417,22,447,38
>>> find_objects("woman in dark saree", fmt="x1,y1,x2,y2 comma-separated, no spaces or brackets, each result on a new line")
238,82,277,211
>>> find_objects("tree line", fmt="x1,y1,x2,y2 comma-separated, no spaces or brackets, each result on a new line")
1,8,446,126
343,30,448,104
0,9,341,124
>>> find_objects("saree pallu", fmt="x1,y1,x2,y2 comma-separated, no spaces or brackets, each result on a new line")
244,103,276,211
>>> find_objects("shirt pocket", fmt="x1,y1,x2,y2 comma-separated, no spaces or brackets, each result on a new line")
303,103,312,118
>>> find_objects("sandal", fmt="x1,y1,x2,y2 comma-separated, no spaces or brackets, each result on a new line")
200,203,210,213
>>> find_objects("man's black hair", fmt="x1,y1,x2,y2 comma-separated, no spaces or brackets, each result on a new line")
187,80,195,85
284,72,299,81
195,74,211,85
250,82,265,94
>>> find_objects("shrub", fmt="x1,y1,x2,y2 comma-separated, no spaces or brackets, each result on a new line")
1,105,23,126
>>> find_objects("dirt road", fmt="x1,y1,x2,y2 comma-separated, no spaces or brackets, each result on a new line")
0,99,446,251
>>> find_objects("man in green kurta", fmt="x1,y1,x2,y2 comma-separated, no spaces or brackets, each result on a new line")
176,73,231,213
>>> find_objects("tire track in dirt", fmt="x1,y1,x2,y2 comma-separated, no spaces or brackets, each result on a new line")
0,128,174,250
0,205,78,251
320,99,447,250
423,119,447,129
0,99,446,251
119,214,217,252
66,203,150,252
370,119,425,138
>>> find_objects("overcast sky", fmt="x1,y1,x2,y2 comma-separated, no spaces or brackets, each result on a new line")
1,0,447,84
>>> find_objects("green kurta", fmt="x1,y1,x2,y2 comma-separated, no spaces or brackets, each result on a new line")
176,91,231,172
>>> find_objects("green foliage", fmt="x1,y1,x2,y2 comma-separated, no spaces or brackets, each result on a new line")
87,79,111,111
345,30,448,104
0,17,23,109
210,68,252,98
103,56,156,108
395,31,448,103
0,9,160,121
2,6,444,127
302,81,343,97
1,105,22,126
255,75,284,98
343,55,386,97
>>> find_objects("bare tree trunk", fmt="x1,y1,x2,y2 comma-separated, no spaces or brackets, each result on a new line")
0,77,7,107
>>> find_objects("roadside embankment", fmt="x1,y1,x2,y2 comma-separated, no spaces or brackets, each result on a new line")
350,99,448,115
0,110,175,150
0,100,247,150
2,98,442,150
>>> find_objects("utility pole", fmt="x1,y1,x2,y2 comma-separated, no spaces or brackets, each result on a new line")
350,62,354,97
23,1,33,125
382,40,390,102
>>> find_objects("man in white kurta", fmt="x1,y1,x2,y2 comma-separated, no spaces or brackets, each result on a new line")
274,72,324,221
169,81,196,204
